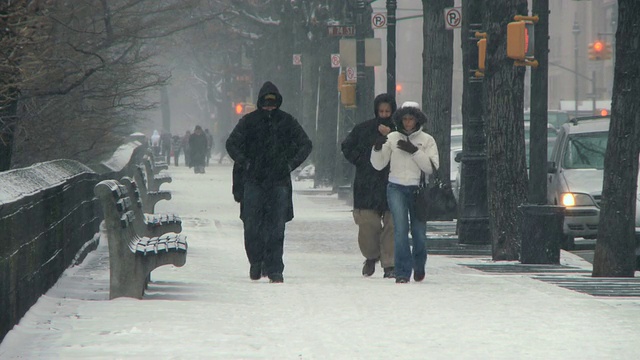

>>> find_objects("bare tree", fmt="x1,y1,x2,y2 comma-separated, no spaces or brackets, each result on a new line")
3,0,222,168
592,0,640,277
483,0,528,260
422,0,455,220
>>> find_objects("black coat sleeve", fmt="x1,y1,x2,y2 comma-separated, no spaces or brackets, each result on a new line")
341,124,370,167
287,117,312,171
225,116,248,165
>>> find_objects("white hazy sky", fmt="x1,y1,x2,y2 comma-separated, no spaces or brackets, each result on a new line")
2,161,640,360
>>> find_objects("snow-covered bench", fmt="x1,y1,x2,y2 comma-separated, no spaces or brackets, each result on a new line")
133,165,171,213
120,176,182,238
94,179,187,299
143,156,172,191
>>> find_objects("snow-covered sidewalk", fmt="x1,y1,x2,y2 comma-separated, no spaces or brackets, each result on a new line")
1,164,640,359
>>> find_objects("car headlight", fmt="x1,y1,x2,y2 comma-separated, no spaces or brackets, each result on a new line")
561,192,596,207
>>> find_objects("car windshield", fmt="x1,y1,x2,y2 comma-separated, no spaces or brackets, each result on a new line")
561,132,608,170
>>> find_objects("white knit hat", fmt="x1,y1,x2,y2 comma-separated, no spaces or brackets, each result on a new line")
401,101,420,109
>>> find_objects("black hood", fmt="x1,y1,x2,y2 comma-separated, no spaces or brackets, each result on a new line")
373,93,397,118
256,81,283,109
392,106,427,131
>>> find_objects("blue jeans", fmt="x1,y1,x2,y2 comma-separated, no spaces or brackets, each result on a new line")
242,181,288,275
387,182,427,280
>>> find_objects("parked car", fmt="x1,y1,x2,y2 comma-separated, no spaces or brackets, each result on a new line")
524,110,570,130
547,115,640,250
295,164,315,181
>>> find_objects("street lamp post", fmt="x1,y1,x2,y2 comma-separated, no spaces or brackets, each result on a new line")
386,0,397,97
355,0,367,124
572,19,581,118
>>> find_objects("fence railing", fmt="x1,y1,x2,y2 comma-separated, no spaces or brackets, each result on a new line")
0,141,147,342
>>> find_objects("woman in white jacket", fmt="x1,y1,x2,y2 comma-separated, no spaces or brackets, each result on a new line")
370,102,439,283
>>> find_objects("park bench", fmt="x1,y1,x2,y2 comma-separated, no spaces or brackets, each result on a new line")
94,179,187,299
120,176,182,238
133,165,171,213
143,155,172,191
146,148,168,173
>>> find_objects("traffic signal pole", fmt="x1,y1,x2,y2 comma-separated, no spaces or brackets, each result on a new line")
355,0,367,124
458,0,489,245
386,0,397,97
529,0,548,204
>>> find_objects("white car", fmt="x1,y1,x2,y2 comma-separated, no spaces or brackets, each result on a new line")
547,116,640,249
295,164,315,181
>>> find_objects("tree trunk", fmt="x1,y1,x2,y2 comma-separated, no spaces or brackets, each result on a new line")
592,0,640,277
483,0,529,260
422,0,454,183
0,96,17,171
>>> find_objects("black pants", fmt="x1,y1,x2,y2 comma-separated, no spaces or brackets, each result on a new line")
242,181,288,276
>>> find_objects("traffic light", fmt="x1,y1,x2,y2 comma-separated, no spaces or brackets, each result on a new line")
235,103,244,115
603,42,613,60
589,40,612,60
340,83,356,107
396,83,403,93
477,38,486,71
234,102,255,116
507,20,535,61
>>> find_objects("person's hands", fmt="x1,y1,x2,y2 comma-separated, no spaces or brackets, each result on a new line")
378,124,391,136
396,139,418,154
373,136,387,151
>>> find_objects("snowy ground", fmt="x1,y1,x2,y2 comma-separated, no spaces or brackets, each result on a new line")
1,163,640,359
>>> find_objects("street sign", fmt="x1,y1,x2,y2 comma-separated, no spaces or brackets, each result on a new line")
328,25,355,37
292,54,302,66
330,54,341,68
444,7,462,30
372,13,387,29
345,67,356,82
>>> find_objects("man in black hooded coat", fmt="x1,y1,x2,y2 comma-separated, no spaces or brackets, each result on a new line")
341,93,397,278
226,81,312,283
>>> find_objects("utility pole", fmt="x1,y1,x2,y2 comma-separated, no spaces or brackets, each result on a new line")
355,0,367,124
529,0,549,205
386,0,397,97
572,19,581,117
458,0,489,245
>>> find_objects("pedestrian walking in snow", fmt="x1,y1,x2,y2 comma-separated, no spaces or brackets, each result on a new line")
370,101,439,283
189,126,208,174
226,81,312,283
341,93,397,279
182,130,191,167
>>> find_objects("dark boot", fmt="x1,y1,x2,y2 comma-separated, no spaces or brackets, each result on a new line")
249,263,262,280
268,273,284,283
362,259,377,277
383,267,395,278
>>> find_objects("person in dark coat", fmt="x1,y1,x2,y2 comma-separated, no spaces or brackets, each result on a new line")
341,93,397,278
226,81,312,283
189,125,208,174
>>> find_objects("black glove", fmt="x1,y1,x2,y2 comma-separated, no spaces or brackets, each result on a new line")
397,139,418,154
373,136,387,151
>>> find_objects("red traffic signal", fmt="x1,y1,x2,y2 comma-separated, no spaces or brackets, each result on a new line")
589,40,612,61
235,103,244,115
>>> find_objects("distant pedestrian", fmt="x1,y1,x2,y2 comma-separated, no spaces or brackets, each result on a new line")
205,128,214,166
160,131,172,164
171,135,182,166
218,130,230,164
150,130,161,156
182,130,191,167
370,101,439,284
189,126,208,174
341,93,397,279
226,81,312,283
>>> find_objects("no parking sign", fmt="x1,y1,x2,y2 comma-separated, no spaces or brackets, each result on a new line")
444,7,462,30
